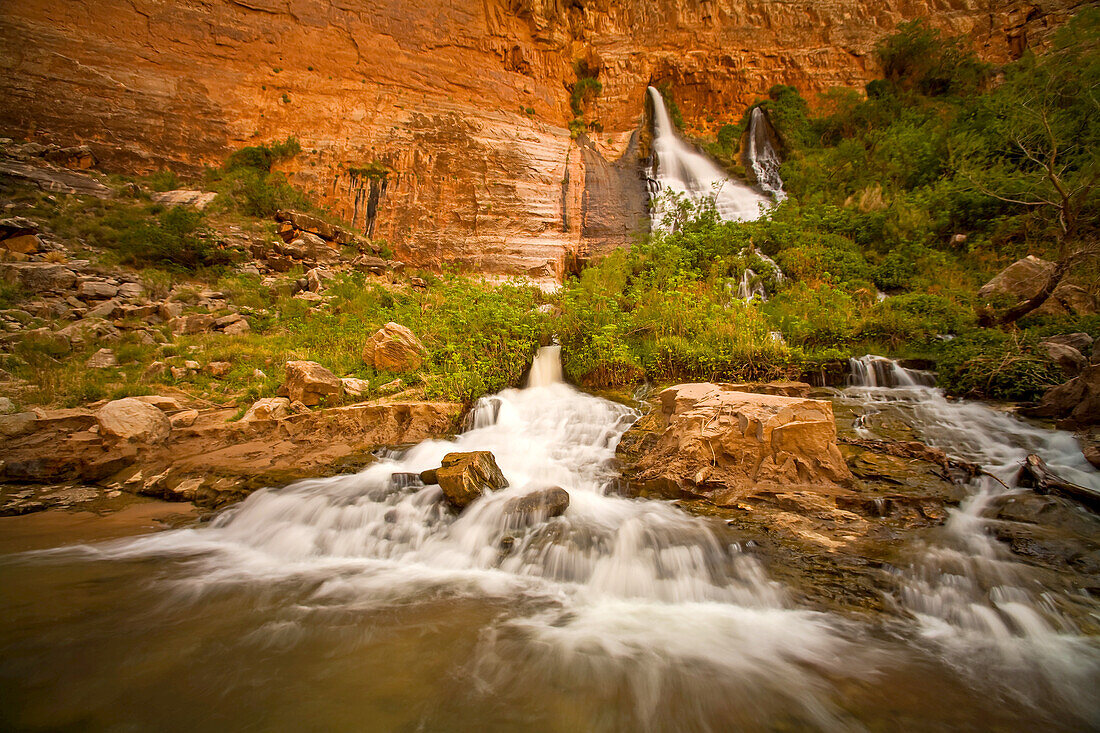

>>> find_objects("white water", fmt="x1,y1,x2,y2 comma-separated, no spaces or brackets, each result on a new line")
735,250,787,302
746,107,787,201
76,350,861,728
843,355,1100,714
647,86,772,230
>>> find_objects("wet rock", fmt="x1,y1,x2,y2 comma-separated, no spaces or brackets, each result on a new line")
361,322,427,372
502,486,570,527
284,360,343,406
619,383,853,504
420,468,439,484
241,397,292,421
434,451,509,508
96,398,171,444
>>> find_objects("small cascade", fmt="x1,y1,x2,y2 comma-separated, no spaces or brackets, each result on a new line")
646,87,771,230
838,355,1100,714
745,107,786,201
736,269,766,301
847,354,935,388
526,344,563,388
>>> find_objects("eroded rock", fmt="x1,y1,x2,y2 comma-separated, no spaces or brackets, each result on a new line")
284,360,343,406
619,383,853,504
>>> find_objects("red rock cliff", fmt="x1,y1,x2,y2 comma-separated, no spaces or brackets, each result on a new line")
0,0,1083,279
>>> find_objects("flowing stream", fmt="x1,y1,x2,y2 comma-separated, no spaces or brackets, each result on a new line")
1,350,1098,730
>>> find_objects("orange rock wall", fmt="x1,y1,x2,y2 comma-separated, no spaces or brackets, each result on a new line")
0,0,1083,278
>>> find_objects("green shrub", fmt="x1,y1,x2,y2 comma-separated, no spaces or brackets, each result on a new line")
935,330,1063,401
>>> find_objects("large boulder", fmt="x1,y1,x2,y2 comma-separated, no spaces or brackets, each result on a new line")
1043,332,1093,355
433,451,509,508
619,383,853,504
0,262,77,292
976,255,1098,321
96,398,171,444
362,322,427,372
240,397,292,421
1028,364,1100,427
284,360,343,406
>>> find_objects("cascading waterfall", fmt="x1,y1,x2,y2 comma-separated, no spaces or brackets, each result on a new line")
746,107,786,201
841,355,1100,715
646,86,772,230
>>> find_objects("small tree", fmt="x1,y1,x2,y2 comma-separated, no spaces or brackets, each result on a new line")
954,10,1100,324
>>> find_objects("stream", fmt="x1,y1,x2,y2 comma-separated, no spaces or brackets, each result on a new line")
1,352,1098,731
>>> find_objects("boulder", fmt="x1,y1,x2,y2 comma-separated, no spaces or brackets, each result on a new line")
274,209,365,247
0,396,15,414
434,451,509,508
1029,365,1100,427
85,347,117,368
362,322,427,372
223,318,251,335
976,255,1098,321
241,397,292,421
171,314,215,334
117,282,145,299
0,262,76,292
284,360,343,406
170,409,200,428
1043,332,1093,355
1,234,40,254
619,383,853,504
1039,341,1087,376
78,281,118,300
341,377,370,397
96,398,171,444
502,487,570,527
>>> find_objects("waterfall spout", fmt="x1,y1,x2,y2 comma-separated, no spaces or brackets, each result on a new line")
646,87,771,230
527,345,563,388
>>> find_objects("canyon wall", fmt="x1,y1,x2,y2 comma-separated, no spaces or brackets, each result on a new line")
0,0,1085,279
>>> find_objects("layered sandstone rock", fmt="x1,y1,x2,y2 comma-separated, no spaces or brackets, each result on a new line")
619,382,853,504
362,322,427,372
432,451,510,509
0,0,1079,279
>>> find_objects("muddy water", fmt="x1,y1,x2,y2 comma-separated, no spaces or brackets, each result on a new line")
1,354,1098,731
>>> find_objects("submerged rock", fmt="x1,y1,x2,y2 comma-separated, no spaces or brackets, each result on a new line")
434,451,508,508
502,486,569,527
619,383,852,504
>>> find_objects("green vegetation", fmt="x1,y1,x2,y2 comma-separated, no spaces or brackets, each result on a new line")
569,59,603,139
207,136,309,218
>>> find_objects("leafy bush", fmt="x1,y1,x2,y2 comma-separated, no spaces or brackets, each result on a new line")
113,206,240,270
935,330,1063,401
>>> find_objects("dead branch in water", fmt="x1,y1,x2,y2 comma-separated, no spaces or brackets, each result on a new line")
1021,454,1100,512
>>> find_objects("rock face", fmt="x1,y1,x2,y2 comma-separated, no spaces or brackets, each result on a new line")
0,0,1076,280
619,383,853,504
434,451,509,508
283,360,343,406
977,255,1098,321
96,398,171,444
362,322,427,372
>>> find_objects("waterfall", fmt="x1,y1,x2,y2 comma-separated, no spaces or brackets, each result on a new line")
646,86,771,230
526,345,563,388
746,107,786,201
847,354,935,388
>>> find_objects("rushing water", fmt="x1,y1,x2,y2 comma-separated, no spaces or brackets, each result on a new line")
647,86,771,230
1,350,1098,730
840,356,1100,720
